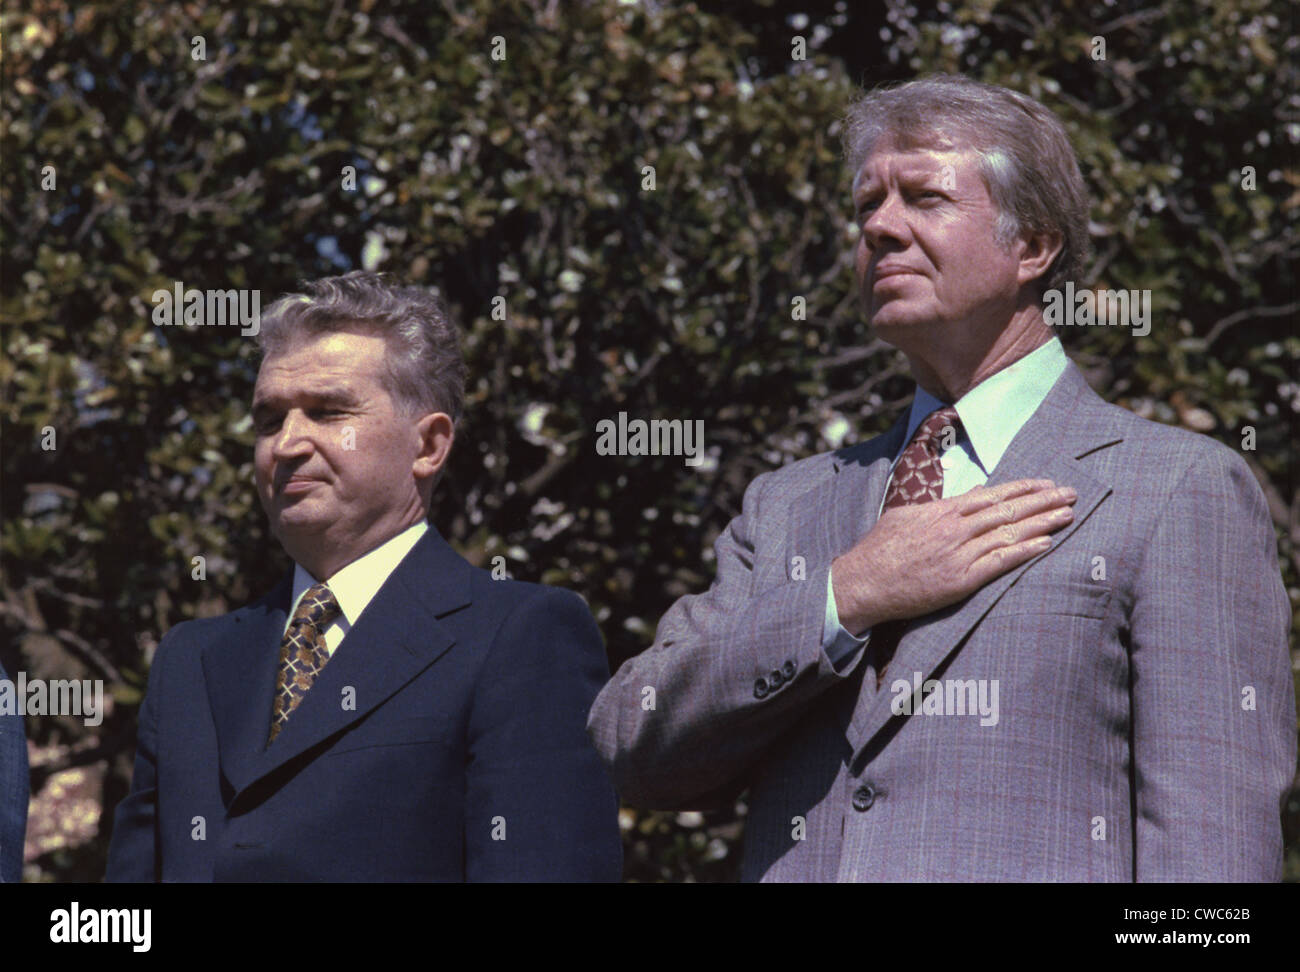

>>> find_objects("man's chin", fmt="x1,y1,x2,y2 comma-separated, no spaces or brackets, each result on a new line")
867,311,932,345
269,505,333,541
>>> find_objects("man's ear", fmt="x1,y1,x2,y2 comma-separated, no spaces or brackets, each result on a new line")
412,412,455,483
1016,228,1064,290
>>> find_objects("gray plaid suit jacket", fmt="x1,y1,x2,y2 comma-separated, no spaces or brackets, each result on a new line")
588,360,1295,881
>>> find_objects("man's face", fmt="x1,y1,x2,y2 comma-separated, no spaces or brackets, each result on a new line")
252,331,427,574
852,140,1023,347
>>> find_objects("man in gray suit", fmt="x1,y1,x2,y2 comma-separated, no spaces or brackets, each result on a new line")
588,75,1295,881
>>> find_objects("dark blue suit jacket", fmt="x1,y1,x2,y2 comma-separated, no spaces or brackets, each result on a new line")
0,659,28,883
106,527,622,881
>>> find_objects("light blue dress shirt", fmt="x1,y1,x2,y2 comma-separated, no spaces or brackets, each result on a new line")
822,336,1069,666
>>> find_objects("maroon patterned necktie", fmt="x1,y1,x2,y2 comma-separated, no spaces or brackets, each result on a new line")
268,581,342,743
870,405,962,687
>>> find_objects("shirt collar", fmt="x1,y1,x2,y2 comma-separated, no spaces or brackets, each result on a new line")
902,336,1067,474
290,521,429,625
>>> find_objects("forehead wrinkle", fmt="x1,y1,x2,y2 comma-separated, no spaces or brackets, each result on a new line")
256,345,372,389
854,148,978,194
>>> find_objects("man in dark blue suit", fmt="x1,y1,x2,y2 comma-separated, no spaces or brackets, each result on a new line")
107,271,621,881
0,658,28,882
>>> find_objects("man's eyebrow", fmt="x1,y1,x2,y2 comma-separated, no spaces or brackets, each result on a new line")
251,387,359,412
856,168,945,194
307,387,360,404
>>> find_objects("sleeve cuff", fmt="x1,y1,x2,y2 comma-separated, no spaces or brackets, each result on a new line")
824,564,868,671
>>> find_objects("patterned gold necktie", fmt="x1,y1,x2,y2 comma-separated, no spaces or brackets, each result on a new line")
268,581,341,743
871,406,962,687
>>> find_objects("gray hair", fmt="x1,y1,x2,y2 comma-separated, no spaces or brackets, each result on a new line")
257,271,465,422
843,74,1091,293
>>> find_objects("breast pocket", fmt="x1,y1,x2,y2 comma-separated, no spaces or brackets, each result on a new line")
327,715,456,755
996,572,1111,620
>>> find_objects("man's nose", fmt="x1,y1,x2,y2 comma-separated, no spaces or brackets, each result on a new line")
271,411,315,457
861,193,909,250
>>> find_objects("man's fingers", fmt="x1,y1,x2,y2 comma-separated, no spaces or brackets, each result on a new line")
966,487,1076,538
970,507,1071,559
956,479,1057,516
965,533,1054,587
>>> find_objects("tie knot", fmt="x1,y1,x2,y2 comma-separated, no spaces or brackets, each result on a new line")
291,582,341,629
913,406,961,456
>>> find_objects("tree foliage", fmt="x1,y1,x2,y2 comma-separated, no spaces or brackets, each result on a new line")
2,0,1295,881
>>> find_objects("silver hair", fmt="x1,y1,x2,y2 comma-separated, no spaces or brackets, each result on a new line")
843,74,1091,293
257,271,465,422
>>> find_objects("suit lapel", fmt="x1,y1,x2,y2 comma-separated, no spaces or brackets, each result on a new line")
788,411,910,570
845,363,1121,755
202,573,292,800
204,526,473,800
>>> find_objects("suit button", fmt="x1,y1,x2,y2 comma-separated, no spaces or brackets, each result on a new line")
768,669,784,688
780,660,796,680
852,785,876,812
754,676,770,699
